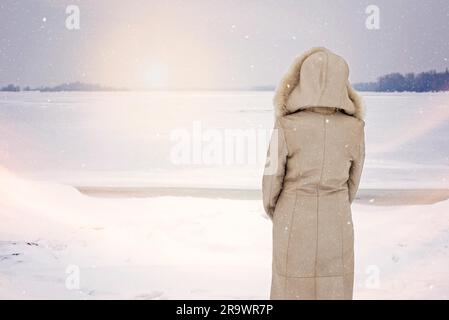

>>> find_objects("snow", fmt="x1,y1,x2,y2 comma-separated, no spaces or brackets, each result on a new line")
1,91,449,189
1,168,448,299
0,91,448,299
0,168,270,299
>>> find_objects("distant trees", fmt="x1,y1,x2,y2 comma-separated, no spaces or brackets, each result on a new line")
3,70,449,93
0,82,126,92
37,81,124,92
0,84,20,91
355,69,449,92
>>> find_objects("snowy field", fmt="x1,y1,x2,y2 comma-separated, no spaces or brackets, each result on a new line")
1,168,449,299
1,91,449,299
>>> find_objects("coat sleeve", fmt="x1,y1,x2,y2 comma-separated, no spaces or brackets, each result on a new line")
262,119,288,220
348,122,365,204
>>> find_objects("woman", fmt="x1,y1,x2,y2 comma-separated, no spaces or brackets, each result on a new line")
262,47,365,300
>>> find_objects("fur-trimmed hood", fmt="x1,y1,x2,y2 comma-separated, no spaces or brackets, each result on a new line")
273,47,365,120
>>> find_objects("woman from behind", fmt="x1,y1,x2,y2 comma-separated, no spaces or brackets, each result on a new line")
262,47,366,300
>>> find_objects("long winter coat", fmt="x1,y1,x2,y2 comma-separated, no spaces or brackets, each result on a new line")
262,47,365,300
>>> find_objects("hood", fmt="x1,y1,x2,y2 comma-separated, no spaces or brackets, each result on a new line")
273,47,365,120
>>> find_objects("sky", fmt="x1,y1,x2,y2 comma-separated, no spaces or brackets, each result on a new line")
1,0,449,89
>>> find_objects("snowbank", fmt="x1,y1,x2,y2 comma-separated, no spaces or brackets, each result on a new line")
1,167,448,299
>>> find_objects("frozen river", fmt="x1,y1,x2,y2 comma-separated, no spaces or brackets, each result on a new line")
1,91,448,189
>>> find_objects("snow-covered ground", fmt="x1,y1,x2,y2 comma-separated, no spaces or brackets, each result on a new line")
1,91,449,299
1,168,448,299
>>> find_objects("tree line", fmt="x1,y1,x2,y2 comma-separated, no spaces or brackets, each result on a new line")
0,82,125,92
354,69,449,92
2,70,449,92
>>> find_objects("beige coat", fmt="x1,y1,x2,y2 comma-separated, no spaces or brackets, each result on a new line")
262,47,365,300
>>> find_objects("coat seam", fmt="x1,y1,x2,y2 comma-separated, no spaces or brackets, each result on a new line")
283,191,298,297
314,114,327,299
340,193,345,283
267,120,280,216
267,165,275,216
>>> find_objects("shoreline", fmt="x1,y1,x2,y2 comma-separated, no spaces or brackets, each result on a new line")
74,186,449,206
